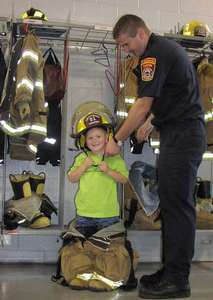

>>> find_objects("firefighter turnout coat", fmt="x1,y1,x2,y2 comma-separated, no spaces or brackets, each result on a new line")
0,32,47,157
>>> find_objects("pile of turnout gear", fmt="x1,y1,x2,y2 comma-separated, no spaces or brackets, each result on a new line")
4,171,57,230
53,220,139,291
124,161,160,230
52,101,139,292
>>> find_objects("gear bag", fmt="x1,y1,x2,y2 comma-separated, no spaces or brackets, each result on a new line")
43,48,65,102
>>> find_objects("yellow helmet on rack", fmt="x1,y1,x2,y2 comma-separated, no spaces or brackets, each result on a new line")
181,20,211,37
21,7,48,21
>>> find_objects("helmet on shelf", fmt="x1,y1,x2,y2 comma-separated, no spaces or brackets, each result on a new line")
180,20,211,37
21,7,48,21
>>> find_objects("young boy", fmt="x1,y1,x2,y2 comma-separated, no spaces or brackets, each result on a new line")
67,119,128,236
61,112,138,291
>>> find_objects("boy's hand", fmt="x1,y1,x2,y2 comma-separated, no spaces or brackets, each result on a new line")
98,161,108,173
83,156,94,169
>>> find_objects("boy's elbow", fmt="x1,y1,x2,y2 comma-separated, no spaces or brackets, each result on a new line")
69,178,77,183
67,174,75,183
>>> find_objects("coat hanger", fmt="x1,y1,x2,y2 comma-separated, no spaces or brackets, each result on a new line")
91,42,110,68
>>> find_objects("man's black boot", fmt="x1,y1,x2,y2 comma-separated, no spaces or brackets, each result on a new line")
139,277,191,299
140,268,164,287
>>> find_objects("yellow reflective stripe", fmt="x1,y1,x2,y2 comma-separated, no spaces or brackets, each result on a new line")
204,109,213,122
203,152,213,160
31,124,47,134
91,272,123,289
125,97,135,104
35,80,43,89
150,139,160,148
154,148,160,154
0,121,31,134
76,272,123,289
76,273,93,281
116,111,128,118
17,78,34,91
44,138,56,144
0,120,47,136
22,50,39,63
28,144,37,153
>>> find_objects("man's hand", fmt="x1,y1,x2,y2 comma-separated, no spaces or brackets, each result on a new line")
136,114,154,142
105,137,121,156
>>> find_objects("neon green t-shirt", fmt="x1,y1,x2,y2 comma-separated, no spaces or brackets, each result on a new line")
68,152,128,218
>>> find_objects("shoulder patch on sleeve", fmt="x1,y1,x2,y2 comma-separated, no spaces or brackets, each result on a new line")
141,57,156,81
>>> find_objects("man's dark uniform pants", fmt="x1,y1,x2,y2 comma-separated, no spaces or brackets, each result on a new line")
158,120,206,286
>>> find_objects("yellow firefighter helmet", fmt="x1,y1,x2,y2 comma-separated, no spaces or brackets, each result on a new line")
21,7,48,21
181,20,211,37
71,101,115,149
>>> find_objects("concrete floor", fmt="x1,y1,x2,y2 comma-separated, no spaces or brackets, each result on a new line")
0,263,212,300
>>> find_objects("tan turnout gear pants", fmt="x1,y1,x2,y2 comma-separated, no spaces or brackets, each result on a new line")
60,237,131,286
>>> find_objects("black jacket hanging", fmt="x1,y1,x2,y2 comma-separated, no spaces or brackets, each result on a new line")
36,100,61,166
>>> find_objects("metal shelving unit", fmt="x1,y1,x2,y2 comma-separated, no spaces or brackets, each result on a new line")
164,32,213,51
0,18,117,248
11,19,115,50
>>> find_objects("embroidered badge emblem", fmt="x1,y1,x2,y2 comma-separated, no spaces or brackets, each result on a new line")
141,57,156,81
84,113,101,127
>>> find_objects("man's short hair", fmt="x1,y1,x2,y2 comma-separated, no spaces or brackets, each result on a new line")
113,14,149,39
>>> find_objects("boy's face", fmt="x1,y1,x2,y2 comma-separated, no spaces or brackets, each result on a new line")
85,127,108,154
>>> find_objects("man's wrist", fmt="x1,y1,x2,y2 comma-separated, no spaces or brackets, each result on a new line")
113,135,123,147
